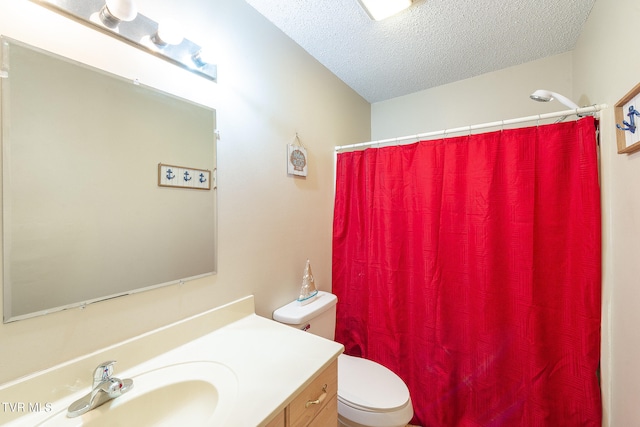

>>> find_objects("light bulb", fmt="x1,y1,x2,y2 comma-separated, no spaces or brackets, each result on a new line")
98,0,137,29
105,0,137,21
152,22,184,46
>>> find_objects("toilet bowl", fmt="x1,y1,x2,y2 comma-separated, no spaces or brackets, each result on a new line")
337,354,413,427
273,291,413,427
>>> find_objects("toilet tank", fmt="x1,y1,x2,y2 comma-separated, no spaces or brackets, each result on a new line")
272,291,337,340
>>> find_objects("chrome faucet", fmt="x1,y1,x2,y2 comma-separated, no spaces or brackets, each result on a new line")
67,360,133,418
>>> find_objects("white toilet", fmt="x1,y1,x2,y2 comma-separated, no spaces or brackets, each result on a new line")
273,291,414,427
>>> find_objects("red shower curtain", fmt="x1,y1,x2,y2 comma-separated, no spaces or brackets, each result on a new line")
332,118,601,426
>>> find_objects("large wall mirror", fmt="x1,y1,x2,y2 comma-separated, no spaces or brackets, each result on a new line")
1,37,217,322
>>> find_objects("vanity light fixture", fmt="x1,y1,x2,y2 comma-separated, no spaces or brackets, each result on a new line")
33,0,217,81
357,0,413,21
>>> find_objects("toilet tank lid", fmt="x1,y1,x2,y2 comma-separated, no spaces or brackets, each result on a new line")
273,291,337,324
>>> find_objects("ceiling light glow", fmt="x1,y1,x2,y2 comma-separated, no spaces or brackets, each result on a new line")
357,0,412,21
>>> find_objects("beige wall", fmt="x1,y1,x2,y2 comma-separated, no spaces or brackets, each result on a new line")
573,0,640,425
371,52,575,140
0,0,370,385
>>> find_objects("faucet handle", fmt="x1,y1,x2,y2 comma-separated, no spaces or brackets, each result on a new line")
93,360,117,387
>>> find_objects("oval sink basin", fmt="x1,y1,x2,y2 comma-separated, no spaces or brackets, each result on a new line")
37,361,238,426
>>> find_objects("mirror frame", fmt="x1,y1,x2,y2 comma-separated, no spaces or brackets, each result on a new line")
1,37,217,322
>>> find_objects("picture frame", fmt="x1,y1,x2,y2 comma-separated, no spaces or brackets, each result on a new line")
158,163,212,190
287,144,308,177
615,82,640,154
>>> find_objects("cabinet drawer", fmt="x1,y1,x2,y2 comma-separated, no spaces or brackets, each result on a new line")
307,395,338,427
289,359,338,427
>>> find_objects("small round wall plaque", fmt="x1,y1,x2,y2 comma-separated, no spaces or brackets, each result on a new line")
287,144,308,176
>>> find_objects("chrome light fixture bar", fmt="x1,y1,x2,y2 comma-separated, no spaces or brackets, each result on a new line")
32,0,217,82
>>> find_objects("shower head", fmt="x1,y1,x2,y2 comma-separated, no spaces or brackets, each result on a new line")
529,89,580,110
530,90,553,102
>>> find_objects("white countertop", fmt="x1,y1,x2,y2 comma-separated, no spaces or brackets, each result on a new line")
0,295,344,426
146,313,343,426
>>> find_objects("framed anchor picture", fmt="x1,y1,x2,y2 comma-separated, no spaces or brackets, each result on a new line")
615,82,640,154
158,163,212,190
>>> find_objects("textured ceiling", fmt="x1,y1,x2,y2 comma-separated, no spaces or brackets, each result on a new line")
244,0,596,103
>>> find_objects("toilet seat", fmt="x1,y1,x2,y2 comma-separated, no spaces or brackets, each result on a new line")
337,354,411,412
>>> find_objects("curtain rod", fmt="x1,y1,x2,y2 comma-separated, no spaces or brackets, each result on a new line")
335,104,608,152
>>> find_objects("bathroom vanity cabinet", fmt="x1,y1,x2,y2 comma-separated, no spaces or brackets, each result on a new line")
266,359,338,427
0,295,344,426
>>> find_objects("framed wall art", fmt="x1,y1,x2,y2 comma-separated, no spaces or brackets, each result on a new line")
615,82,640,154
158,163,212,190
287,134,308,177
